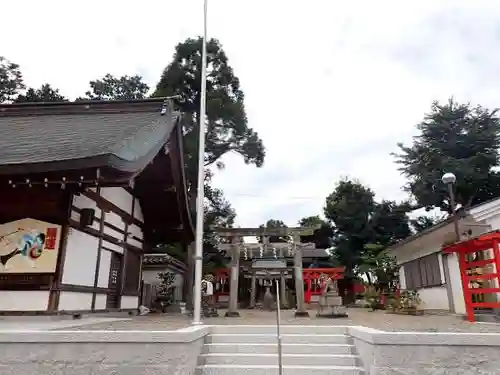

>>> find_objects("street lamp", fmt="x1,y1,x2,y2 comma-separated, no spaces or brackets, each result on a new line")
192,0,209,325
442,172,460,242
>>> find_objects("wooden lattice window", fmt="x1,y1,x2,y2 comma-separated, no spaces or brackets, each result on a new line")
404,253,441,289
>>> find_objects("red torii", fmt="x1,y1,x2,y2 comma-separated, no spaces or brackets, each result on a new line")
443,231,500,322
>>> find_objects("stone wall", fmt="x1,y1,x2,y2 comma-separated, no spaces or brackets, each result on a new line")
0,325,208,375
349,326,500,374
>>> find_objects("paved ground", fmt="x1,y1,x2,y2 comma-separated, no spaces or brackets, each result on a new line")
51,308,500,332
0,317,128,331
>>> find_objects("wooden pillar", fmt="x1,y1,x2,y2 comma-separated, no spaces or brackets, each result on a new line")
492,240,500,314
225,236,241,317
249,272,257,309
293,234,309,317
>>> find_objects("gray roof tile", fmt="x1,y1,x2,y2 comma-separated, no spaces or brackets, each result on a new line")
0,100,177,174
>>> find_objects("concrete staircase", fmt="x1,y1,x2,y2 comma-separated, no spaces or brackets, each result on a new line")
196,325,365,374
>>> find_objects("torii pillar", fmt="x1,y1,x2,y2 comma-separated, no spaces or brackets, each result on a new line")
293,234,309,317
225,235,241,317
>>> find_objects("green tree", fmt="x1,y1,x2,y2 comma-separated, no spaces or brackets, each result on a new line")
359,244,399,288
0,56,24,103
259,219,288,242
324,179,376,275
79,73,149,101
298,215,334,249
324,179,412,274
410,215,443,233
153,37,265,192
15,84,67,103
394,98,500,213
371,200,412,247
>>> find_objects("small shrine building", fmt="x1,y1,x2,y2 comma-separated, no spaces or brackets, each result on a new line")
0,99,194,314
211,227,344,317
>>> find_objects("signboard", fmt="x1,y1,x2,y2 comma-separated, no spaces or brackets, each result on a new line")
251,259,287,270
0,218,62,274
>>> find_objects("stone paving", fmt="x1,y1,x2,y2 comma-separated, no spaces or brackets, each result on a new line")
58,308,500,332
0,317,128,331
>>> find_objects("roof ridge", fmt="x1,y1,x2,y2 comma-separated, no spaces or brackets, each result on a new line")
0,98,171,117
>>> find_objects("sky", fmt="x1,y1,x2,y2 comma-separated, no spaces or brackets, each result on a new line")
3,0,500,227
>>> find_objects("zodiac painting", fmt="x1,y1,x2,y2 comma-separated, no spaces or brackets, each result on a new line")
0,219,61,274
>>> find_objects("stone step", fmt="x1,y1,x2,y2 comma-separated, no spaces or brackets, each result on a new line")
197,364,365,374
208,333,350,344
210,325,349,335
200,353,359,366
204,343,355,354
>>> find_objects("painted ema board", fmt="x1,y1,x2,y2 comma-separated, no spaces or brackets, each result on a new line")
0,218,62,274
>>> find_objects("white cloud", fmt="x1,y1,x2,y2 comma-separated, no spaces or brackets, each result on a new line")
3,0,500,227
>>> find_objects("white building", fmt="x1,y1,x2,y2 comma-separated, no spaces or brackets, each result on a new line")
387,197,500,314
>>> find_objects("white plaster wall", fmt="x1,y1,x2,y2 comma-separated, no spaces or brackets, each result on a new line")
129,224,143,240
447,253,466,314
97,250,112,288
105,211,126,232
121,296,139,309
94,294,107,310
398,266,406,289
73,194,102,218
101,187,133,214
127,237,143,249
127,223,143,249
0,291,49,311
103,221,124,241
102,240,123,254
417,286,449,310
134,199,144,222
63,229,98,287
58,292,93,311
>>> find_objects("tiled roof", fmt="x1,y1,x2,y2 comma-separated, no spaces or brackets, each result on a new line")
142,253,187,271
0,99,177,174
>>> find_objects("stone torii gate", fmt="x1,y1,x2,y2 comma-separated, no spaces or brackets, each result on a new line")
212,225,320,317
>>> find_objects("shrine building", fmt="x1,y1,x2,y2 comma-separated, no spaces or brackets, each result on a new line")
0,98,194,314
387,197,500,322
211,227,345,317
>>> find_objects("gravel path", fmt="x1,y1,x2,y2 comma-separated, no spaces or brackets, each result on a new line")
62,308,500,332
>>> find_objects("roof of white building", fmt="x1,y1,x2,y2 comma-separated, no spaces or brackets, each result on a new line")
388,196,500,254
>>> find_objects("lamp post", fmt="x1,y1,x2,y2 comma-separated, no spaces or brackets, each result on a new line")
442,172,460,242
441,172,460,313
192,0,208,325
